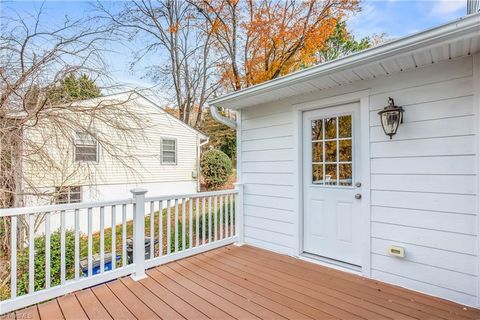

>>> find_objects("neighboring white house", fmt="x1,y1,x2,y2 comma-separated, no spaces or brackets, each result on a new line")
20,91,207,231
210,13,480,307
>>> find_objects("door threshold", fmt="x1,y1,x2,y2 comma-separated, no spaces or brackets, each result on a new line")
300,252,362,275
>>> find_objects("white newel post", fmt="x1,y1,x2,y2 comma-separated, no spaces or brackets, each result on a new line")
234,183,244,244
130,188,148,281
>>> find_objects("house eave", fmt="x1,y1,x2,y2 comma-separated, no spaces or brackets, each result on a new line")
209,12,480,110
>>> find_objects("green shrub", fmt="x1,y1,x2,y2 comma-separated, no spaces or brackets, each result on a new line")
201,149,233,190
16,230,76,296
169,221,190,252
193,200,236,243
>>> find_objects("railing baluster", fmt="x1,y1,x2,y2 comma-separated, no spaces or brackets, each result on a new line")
182,198,186,251
88,207,93,277
159,200,163,256
220,195,223,240
230,194,234,236
150,201,154,259
195,198,200,247
111,206,116,271
60,210,66,284
122,204,127,267
28,213,34,294
74,209,80,280
208,196,212,243
225,195,229,238
10,216,17,299
100,206,105,274
167,200,171,255
189,198,193,249
214,196,218,241
202,197,206,245
174,199,179,252
45,212,51,288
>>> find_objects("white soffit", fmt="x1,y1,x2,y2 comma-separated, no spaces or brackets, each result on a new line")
210,13,480,110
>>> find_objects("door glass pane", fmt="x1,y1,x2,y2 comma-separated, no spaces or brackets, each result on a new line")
312,142,323,162
338,115,352,138
311,120,323,140
339,163,352,186
325,140,337,162
324,117,337,139
310,113,353,186
325,164,337,185
312,164,324,185
339,139,352,162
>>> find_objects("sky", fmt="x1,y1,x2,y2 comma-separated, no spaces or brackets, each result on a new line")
1,0,469,90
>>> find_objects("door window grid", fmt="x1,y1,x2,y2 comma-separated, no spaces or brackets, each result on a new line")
311,114,353,186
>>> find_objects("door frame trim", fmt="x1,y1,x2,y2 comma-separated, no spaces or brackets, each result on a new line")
292,89,371,277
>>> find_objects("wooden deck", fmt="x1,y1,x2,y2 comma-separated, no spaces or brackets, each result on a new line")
6,245,480,320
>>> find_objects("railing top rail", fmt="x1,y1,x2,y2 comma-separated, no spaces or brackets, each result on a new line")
0,189,239,217
0,198,133,217
144,189,238,202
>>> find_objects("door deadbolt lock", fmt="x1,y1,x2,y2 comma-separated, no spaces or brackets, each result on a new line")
355,193,362,199
355,182,362,188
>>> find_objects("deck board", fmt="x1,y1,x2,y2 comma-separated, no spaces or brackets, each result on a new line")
57,294,88,320
90,284,134,320
75,289,112,320
16,245,480,320
237,245,478,319
207,249,402,320
37,299,64,320
223,246,436,319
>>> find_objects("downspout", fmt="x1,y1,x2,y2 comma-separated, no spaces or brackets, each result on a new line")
196,136,209,192
209,102,237,129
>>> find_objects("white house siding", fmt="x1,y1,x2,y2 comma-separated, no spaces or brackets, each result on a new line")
22,95,203,233
22,95,202,198
239,56,478,306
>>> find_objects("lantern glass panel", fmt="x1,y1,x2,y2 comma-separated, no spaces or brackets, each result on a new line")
380,110,401,136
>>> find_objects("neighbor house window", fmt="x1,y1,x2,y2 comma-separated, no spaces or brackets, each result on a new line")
55,186,81,204
74,132,98,162
161,138,177,164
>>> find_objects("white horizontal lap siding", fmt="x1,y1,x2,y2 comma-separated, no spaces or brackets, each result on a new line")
238,56,478,305
240,102,297,254
368,56,477,306
24,100,199,189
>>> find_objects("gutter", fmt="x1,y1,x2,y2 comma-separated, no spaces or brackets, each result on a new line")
196,136,210,192
208,102,236,129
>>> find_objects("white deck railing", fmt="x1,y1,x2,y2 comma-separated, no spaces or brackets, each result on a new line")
0,187,242,315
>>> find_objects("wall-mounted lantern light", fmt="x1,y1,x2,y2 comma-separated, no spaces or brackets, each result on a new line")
378,97,404,139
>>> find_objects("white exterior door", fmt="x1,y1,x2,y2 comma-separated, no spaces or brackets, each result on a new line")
303,102,362,266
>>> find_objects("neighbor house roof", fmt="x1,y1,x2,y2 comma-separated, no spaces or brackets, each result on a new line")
209,12,480,110
70,90,209,140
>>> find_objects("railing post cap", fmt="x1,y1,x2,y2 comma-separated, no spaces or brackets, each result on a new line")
233,182,243,188
130,188,148,195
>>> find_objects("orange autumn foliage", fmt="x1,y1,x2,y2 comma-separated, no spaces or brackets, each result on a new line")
194,0,359,90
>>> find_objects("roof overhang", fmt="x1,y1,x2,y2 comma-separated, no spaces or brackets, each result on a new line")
209,12,480,110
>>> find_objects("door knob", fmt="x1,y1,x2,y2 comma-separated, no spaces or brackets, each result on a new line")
355,182,362,188
355,193,362,199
